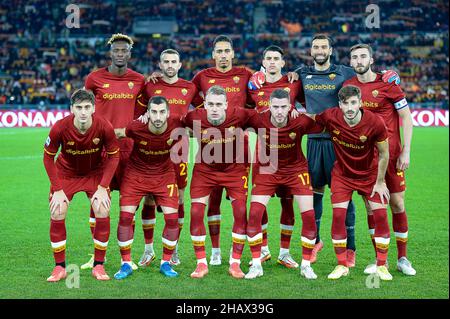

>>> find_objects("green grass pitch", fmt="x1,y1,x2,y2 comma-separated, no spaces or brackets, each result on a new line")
0,127,448,299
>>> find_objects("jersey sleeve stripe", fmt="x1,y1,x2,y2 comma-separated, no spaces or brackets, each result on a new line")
44,148,57,156
376,139,388,144
195,102,204,109
106,149,119,155
137,99,147,107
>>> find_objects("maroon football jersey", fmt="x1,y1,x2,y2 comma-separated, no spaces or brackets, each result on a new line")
85,67,145,152
248,75,305,112
315,107,388,179
125,117,184,176
136,78,198,118
344,74,407,158
248,111,322,175
183,108,255,171
44,114,119,178
191,66,252,109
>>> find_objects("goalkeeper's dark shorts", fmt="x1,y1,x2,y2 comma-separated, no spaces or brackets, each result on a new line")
307,137,336,189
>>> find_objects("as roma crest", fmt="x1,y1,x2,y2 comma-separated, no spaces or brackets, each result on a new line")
359,135,367,143
233,76,240,84
372,90,379,98
181,88,188,96
93,138,100,145
329,73,336,80
333,129,340,135
289,132,297,140
128,81,134,90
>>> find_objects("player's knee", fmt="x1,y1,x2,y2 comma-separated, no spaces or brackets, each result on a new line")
389,196,405,213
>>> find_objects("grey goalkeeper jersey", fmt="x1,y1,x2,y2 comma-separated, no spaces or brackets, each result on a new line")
295,64,355,138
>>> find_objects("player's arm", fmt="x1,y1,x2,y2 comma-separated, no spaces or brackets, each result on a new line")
396,103,413,171
43,125,69,214
191,72,205,108
371,138,390,204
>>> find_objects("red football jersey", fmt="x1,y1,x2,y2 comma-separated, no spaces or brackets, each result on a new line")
248,111,322,174
248,75,305,112
44,114,119,178
125,117,184,176
191,66,252,109
344,74,407,158
85,67,145,152
315,108,388,180
183,108,255,171
136,78,198,118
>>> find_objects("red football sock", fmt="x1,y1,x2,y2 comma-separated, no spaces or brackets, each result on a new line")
190,202,207,260
392,211,408,259
178,203,185,239
93,217,110,263
373,208,390,266
162,213,179,262
331,207,347,266
89,208,95,238
261,209,268,247
231,199,247,260
50,219,66,264
301,209,316,261
207,187,222,249
117,211,134,262
247,202,266,259
280,197,295,250
367,213,377,257
141,204,156,244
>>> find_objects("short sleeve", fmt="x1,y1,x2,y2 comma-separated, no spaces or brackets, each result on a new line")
103,120,120,155
388,84,408,111
84,73,96,93
44,122,62,156
374,116,389,143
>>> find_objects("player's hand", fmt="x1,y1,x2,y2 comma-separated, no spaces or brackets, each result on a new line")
381,70,401,85
49,190,69,217
396,149,410,171
138,111,150,124
146,71,163,84
290,108,300,119
370,182,390,205
287,71,299,83
91,186,111,211
248,70,266,90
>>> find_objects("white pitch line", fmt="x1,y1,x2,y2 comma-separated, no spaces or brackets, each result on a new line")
0,155,41,160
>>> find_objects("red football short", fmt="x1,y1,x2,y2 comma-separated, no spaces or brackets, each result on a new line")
330,170,384,204
190,164,248,201
110,150,131,191
385,158,406,193
119,169,178,209
252,162,291,198
174,162,188,190
252,167,313,197
49,173,107,202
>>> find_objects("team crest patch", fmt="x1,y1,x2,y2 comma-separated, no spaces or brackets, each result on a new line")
329,73,336,80
333,129,340,135
372,90,379,98
167,139,174,146
289,132,296,140
102,83,110,88
233,76,240,84
208,79,216,84
284,87,291,93
128,82,134,89
155,90,162,94
139,140,147,145
181,88,188,96
359,135,367,142
93,138,100,145
202,129,208,135
258,91,264,96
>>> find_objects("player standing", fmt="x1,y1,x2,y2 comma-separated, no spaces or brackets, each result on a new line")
44,89,119,282
248,45,306,268
184,86,253,279
245,89,321,280
82,33,145,270
113,96,184,279
344,43,416,275
134,49,197,267
311,85,393,280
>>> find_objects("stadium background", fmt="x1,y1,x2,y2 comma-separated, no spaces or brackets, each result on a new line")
0,0,448,299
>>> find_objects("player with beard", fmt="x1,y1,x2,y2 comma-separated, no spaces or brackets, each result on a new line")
249,34,401,267
344,43,416,276
134,49,197,268
248,45,306,269
82,33,145,270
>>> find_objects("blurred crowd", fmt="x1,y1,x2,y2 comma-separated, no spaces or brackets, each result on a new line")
0,0,448,108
